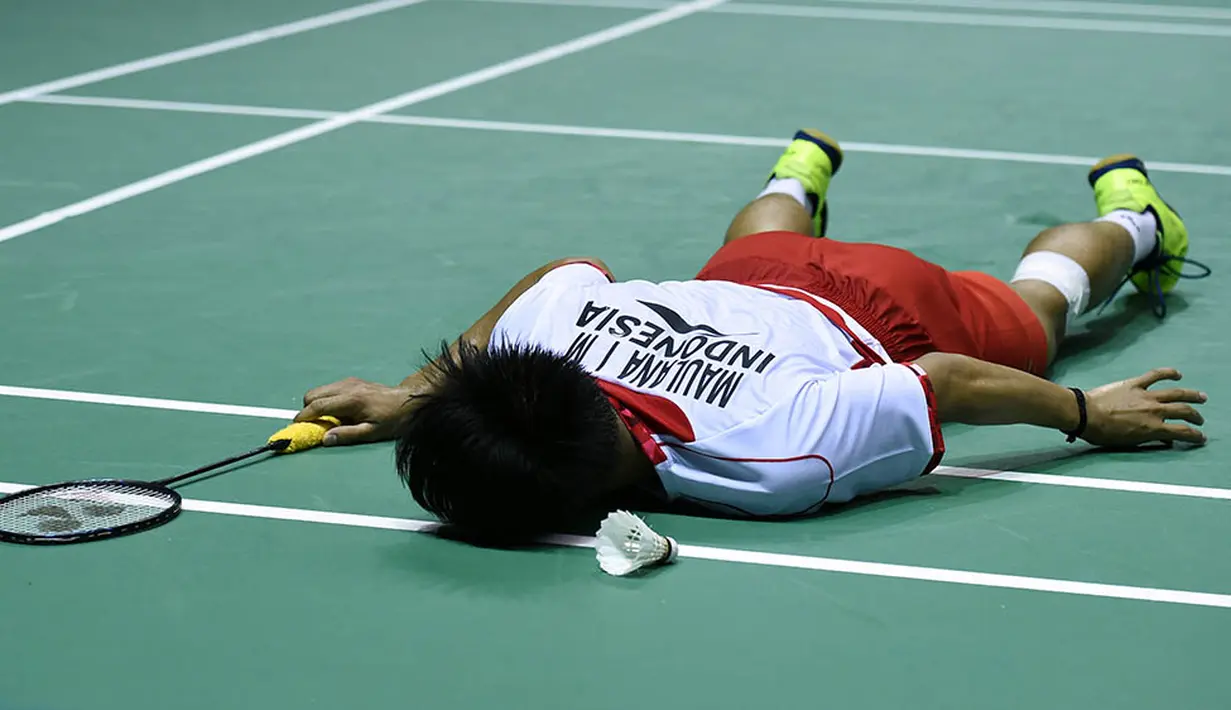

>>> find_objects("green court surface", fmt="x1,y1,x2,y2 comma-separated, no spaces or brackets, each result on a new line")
2,1,1230,708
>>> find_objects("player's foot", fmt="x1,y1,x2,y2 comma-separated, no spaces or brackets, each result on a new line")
1088,155,1209,317
767,129,843,237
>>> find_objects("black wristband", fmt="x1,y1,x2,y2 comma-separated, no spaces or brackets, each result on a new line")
1063,387,1087,443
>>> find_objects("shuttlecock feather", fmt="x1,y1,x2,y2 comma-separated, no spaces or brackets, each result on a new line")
595,510,678,576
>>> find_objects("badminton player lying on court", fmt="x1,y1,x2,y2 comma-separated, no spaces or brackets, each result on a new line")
296,129,1211,540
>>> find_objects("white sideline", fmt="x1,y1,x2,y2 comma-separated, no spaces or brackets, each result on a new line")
22,93,1231,178
0,0,728,245
1,384,1228,502
1,478,1227,609
0,0,430,107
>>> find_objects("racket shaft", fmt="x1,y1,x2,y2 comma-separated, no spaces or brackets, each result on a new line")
154,441,284,486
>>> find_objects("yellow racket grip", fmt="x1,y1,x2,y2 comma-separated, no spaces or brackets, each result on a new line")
268,416,341,454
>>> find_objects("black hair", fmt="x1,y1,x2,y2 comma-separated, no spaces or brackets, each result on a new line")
395,339,624,543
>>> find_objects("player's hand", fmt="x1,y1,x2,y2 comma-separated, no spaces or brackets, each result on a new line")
1082,368,1208,448
296,377,414,446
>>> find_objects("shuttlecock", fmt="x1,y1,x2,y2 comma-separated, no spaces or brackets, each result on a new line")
594,510,678,576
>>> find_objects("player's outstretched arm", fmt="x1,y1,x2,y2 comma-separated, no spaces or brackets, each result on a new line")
295,257,613,446
914,352,1208,448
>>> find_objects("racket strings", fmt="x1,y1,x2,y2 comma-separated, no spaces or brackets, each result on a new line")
0,482,177,538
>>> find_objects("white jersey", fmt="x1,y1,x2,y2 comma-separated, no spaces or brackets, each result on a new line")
489,263,943,517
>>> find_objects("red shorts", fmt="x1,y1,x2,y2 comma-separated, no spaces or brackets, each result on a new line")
694,231,1050,376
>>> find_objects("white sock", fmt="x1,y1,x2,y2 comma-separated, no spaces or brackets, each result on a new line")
1011,251,1092,330
1095,209,1159,265
758,177,811,212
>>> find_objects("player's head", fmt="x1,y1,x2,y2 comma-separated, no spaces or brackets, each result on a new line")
395,340,626,543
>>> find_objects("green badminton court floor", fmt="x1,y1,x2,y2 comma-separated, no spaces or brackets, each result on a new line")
2,1,1231,708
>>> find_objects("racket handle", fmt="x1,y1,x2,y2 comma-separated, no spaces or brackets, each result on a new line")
267,416,341,454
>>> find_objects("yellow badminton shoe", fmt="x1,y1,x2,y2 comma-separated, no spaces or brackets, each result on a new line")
1088,155,1209,317
767,129,844,237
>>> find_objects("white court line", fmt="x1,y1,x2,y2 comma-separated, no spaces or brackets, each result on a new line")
0,478,1227,608
0,385,296,420
707,2,1231,35
456,0,1231,21
2,383,1230,503
0,481,439,533
23,94,1231,178
26,95,343,121
754,0,1231,21
0,0,429,107
937,466,1231,501
455,0,1231,36
0,0,728,246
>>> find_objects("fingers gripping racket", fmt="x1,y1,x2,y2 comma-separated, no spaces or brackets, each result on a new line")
0,416,339,545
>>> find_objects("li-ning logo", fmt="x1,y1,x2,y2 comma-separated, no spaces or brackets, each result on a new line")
636,300,727,337
21,502,125,533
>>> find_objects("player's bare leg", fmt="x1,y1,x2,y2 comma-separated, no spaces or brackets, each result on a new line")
1007,156,1206,365
725,130,843,244
725,194,813,243
1009,222,1137,363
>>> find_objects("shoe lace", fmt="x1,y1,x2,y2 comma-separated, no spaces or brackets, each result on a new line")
1098,251,1212,319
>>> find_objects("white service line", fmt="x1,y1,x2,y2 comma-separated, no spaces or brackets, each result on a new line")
755,0,1231,21
709,3,1231,36
23,94,1231,177
0,385,296,420
454,0,1231,36
0,0,728,246
0,0,429,107
2,383,1230,503
454,0,1231,21
26,94,343,121
675,544,1231,608
934,467,1231,501
0,478,1226,608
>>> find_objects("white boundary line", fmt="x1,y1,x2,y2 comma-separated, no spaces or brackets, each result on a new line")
26,94,343,121
0,385,297,420
22,94,1231,177
0,0,430,108
455,0,1231,21
454,0,1231,36
674,543,1231,608
0,478,1226,608
708,2,1231,35
750,0,1231,21
937,466,1231,501
2,383,1229,503
0,0,728,246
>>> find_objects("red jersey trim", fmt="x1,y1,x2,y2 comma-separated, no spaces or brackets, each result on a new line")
596,379,697,467
556,259,615,282
750,284,886,367
662,443,836,508
605,395,667,465
906,362,945,475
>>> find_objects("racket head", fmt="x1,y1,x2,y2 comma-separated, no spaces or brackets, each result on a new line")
0,479,182,545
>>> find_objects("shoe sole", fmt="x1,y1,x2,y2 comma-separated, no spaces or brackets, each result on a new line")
795,129,844,174
1088,153,1147,186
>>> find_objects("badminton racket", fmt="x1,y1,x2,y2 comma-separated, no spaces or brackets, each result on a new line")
0,416,339,545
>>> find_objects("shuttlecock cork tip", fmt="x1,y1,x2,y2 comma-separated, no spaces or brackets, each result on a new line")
663,534,679,564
